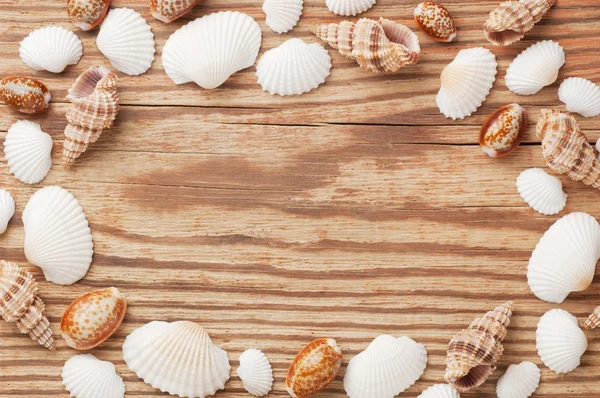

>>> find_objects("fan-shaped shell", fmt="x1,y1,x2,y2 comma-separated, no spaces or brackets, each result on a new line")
0,77,51,114
3,120,52,184
67,0,110,31
436,47,497,120
414,2,457,43
62,354,125,398
516,168,567,215
237,349,273,397
262,0,303,33
123,321,231,398
496,361,540,398
0,190,15,234
19,26,82,73
479,103,526,158
326,0,376,16
151,0,200,23
558,77,600,118
506,41,565,95
418,384,461,398
163,11,262,89
22,186,93,285
344,335,428,398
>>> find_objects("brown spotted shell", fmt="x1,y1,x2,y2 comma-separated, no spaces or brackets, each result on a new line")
67,0,110,31
0,77,51,114
150,0,201,23
480,104,527,158
414,2,457,42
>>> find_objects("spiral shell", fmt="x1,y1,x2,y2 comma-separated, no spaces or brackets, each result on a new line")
583,305,600,330
67,0,110,31
0,77,50,114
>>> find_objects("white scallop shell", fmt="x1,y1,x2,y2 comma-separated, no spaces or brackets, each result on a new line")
496,361,540,398
516,168,567,216
3,120,53,185
527,212,600,303
558,77,600,118
506,41,565,96
262,0,303,34
0,189,15,234
536,308,587,374
344,334,428,398
162,11,262,89
123,321,231,398
418,384,460,398
326,0,376,16
96,8,155,76
436,47,497,120
19,26,82,73
22,186,93,285
62,354,125,398
256,38,331,96
237,349,273,397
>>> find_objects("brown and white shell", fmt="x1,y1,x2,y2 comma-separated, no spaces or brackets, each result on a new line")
150,0,201,23
312,18,420,73
414,2,457,43
67,0,110,31
480,104,527,158
0,76,51,114
583,305,600,330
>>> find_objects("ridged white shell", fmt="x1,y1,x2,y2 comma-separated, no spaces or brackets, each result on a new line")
326,0,376,16
418,384,461,398
527,212,600,303
506,41,565,96
0,189,15,234
237,349,273,397
3,120,52,184
123,321,231,398
516,168,567,215
344,334,428,398
96,8,155,76
262,0,303,34
256,38,331,96
496,361,540,398
19,26,83,73
536,308,587,374
62,354,125,398
162,11,262,89
436,47,497,120
22,186,93,285
558,77,600,118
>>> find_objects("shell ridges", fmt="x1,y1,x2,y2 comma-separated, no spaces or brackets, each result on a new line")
0,190,15,234
62,354,125,398
262,0,303,33
496,361,540,398
516,168,567,215
19,26,82,73
237,349,273,397
3,120,53,185
559,77,600,118
506,40,565,95
326,0,376,16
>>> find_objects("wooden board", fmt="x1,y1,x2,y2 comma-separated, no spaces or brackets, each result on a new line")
1,0,600,396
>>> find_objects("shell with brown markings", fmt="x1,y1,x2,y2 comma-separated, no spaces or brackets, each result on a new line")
67,0,110,31
0,77,51,114
414,2,457,42
479,104,527,158
150,0,201,23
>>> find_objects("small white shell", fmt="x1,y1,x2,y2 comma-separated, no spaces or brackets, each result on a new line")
62,354,125,398
3,120,53,184
19,26,82,73
536,308,587,374
326,0,376,16
436,47,497,120
96,8,155,76
496,361,540,398
237,349,273,397
262,0,303,34
506,41,565,96
516,168,567,215
558,77,600,118
418,384,461,398
0,189,15,234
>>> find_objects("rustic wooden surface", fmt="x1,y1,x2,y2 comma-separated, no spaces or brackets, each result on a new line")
1,0,600,396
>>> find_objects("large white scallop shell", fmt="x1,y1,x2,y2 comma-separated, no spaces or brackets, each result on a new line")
496,361,540,398
62,354,125,398
0,189,15,234
96,8,155,76
262,0,303,34
436,47,497,120
418,384,461,398
527,212,600,303
516,168,567,216
19,26,82,73
162,11,262,89
22,186,93,285
344,334,428,398
536,308,587,374
506,41,565,96
326,0,376,16
3,120,52,185
558,77,600,118
123,320,231,398
237,349,273,397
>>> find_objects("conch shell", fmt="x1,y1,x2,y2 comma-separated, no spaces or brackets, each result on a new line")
583,305,600,330
445,301,514,392
483,0,556,46
63,66,119,165
311,17,420,72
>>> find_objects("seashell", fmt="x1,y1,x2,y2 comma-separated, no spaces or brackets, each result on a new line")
506,41,565,96
479,104,526,158
162,11,262,89
96,8,155,76
286,338,342,397
344,335,427,398
23,186,93,285
444,301,514,392
312,18,420,73
516,168,567,216
3,120,53,184
536,308,587,374
62,354,125,398
64,66,119,164
418,384,461,398
583,305,600,330
256,38,331,96
67,0,110,31
61,287,127,350
0,190,15,234
558,77,600,118
0,77,51,114
237,349,273,397
123,320,231,398
483,0,557,46
151,0,200,23
262,0,303,34
414,2,457,42
19,26,82,73
436,47,497,120
326,0,376,16
496,361,540,398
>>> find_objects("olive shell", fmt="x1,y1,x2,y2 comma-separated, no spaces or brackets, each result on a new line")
480,103,527,158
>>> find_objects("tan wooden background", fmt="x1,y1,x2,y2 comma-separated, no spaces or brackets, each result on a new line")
1,0,600,396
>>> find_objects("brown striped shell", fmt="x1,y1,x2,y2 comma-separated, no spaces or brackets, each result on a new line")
583,305,600,330
67,0,110,31
0,76,51,114
480,104,527,158
414,2,457,43
150,0,201,23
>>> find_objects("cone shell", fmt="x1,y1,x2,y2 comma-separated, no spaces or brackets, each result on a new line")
19,26,82,73
326,0,376,16
67,0,110,31
414,2,457,42
262,0,303,34
583,305,600,330
0,77,51,114
237,349,273,397
516,168,567,216
0,189,15,234
484,0,556,46
418,384,461,398
151,0,200,23
506,41,565,95
480,104,526,158
62,354,125,398
3,120,53,184
496,361,540,398
559,77,600,118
